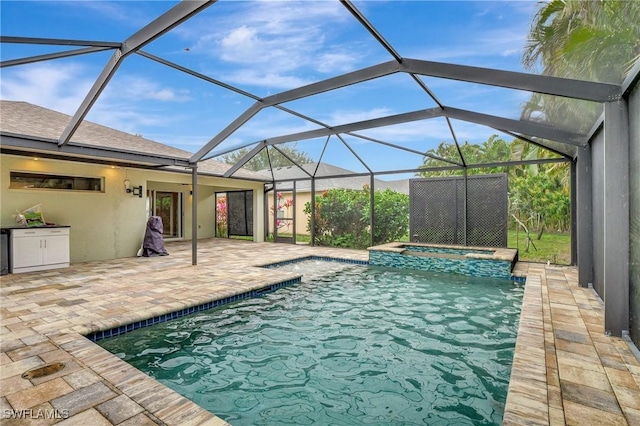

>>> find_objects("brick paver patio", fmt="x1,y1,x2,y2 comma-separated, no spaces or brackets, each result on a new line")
1,239,639,425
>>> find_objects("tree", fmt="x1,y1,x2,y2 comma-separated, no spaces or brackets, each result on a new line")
222,144,313,172
417,135,571,240
418,135,511,177
522,0,640,132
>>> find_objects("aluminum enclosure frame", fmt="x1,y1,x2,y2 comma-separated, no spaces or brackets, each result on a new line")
1,1,636,340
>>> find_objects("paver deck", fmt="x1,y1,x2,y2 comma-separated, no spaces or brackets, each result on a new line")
1,238,639,425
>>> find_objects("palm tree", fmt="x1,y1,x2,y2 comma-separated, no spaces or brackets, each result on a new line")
522,0,640,133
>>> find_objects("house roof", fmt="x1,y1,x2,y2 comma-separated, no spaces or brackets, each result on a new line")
258,162,409,194
0,100,267,181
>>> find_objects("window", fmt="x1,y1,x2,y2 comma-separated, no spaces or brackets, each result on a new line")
10,171,104,192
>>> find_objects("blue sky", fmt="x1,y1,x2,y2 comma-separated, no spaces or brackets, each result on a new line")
0,0,542,177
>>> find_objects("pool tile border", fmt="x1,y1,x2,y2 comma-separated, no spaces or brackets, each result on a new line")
259,255,369,268
85,277,302,342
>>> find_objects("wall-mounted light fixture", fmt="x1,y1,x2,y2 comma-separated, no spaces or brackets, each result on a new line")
124,179,143,198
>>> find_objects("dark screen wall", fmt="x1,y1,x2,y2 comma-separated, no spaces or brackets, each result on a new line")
630,82,639,347
591,128,605,299
591,78,639,346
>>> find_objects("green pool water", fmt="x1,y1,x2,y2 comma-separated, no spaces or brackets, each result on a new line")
99,263,523,425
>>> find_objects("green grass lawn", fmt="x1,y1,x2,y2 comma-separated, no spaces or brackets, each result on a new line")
266,230,571,265
508,230,571,265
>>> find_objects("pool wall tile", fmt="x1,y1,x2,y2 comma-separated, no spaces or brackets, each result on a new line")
369,250,513,279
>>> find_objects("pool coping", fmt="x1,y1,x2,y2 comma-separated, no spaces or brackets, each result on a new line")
367,241,518,262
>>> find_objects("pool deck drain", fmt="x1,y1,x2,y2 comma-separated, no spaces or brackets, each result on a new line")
1,238,639,425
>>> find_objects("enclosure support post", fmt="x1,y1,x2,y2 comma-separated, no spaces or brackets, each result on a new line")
273,182,278,241
370,174,375,248
293,181,297,245
462,168,468,246
570,161,577,265
311,179,316,246
263,186,269,242
603,100,630,336
576,145,593,287
191,163,198,266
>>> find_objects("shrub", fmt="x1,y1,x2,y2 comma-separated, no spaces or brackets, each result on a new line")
304,186,409,249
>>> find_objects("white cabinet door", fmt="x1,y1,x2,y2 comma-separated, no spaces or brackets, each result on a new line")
12,236,43,269
42,235,70,265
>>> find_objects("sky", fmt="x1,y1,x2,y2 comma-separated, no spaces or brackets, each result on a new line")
0,0,544,179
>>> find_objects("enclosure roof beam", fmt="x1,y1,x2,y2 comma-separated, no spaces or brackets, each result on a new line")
336,134,373,173
120,1,215,56
137,50,261,101
446,118,467,167
443,106,587,146
223,141,266,178
401,58,622,102
502,130,574,160
259,104,584,149
622,58,640,97
340,0,403,63
191,101,264,163
1,46,113,68
57,50,123,147
270,145,314,178
137,52,399,151
346,132,463,166
261,60,400,107
264,107,444,146
410,73,445,108
313,136,332,177
466,157,570,170
203,141,260,161
59,1,215,147
269,166,463,183
199,60,398,160
0,36,121,48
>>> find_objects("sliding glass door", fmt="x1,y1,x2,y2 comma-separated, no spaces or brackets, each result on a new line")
150,191,183,239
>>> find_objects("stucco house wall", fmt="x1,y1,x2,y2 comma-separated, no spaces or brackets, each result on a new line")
1,154,265,263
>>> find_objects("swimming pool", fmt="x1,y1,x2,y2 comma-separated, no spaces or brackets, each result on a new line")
99,262,523,425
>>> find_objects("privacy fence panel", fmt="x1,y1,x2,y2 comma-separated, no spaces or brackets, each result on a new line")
227,190,253,237
409,174,507,247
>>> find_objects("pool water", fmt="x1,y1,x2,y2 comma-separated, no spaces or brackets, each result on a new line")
99,263,523,425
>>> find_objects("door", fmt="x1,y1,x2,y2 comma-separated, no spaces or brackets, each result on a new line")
43,235,70,265
152,191,183,239
12,236,42,268
272,182,296,244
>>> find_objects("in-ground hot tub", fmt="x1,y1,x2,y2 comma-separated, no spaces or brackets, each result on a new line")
368,242,518,279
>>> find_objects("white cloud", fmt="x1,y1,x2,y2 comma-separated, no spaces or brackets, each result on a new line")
107,76,192,102
0,62,191,136
415,27,527,63
327,107,395,125
219,69,312,90
178,1,363,89
73,1,159,28
0,63,92,115
359,119,454,143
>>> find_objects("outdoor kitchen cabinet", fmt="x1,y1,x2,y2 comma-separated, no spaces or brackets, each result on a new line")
9,227,70,273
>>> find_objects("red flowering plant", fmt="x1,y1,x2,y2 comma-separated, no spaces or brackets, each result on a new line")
271,192,293,232
216,196,228,237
